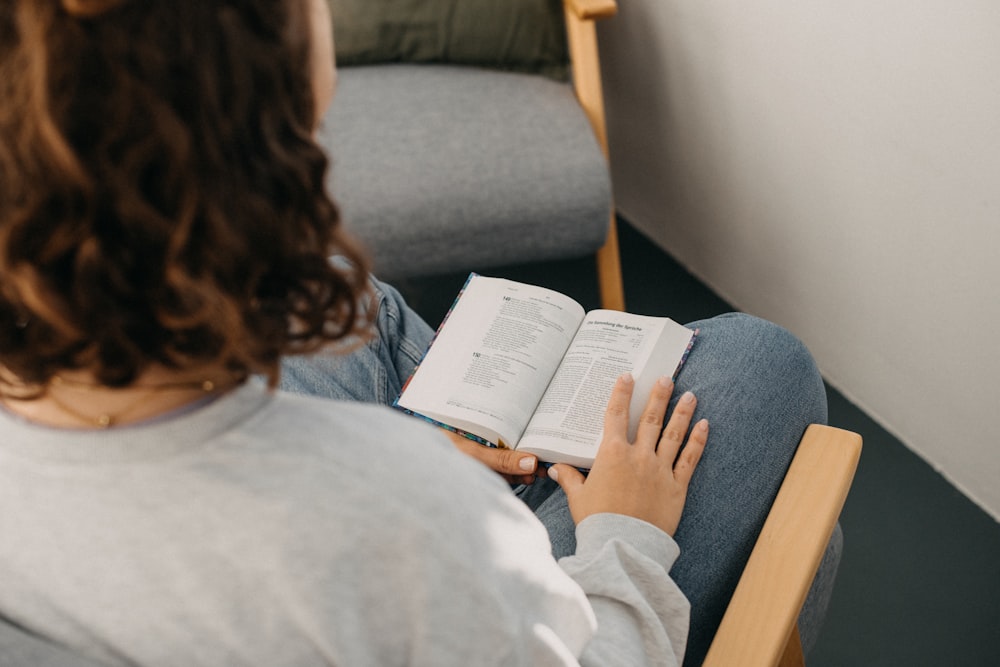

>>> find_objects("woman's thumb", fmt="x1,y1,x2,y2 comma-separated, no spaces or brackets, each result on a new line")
547,464,585,497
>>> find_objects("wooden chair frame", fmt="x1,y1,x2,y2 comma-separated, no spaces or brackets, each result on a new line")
703,425,863,666
563,0,625,311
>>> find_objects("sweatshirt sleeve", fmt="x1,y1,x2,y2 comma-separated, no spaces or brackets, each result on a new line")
558,513,690,667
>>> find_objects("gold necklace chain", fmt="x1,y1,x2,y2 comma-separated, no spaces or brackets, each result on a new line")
45,375,218,429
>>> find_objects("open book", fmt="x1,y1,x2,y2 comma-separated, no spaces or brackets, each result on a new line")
394,274,696,469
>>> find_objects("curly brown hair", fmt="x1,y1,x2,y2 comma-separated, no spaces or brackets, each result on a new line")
0,0,372,391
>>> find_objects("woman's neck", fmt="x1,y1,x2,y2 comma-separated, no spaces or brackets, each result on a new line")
0,366,237,430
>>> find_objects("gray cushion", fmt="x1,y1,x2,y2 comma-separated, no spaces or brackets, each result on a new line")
318,65,612,280
326,0,569,80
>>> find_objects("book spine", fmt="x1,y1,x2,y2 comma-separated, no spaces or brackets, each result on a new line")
674,327,699,379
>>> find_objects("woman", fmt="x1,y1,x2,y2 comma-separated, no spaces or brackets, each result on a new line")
0,0,830,665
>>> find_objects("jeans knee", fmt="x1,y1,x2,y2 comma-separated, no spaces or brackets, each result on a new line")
755,316,826,422
701,312,827,422
739,313,813,362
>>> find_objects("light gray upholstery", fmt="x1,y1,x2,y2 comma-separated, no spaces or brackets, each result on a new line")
318,64,613,279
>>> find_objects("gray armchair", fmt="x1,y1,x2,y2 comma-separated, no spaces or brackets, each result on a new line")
319,0,626,309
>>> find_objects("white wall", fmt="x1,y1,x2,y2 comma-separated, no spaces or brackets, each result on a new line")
597,0,1000,520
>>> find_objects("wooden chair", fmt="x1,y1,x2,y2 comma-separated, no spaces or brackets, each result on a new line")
703,424,863,666
319,0,626,310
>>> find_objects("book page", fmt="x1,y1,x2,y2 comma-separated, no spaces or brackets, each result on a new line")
396,276,585,447
517,310,694,467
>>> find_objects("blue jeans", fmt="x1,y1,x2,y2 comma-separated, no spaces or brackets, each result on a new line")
280,278,838,666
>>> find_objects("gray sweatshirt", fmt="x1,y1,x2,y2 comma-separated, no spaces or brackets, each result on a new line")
0,381,687,666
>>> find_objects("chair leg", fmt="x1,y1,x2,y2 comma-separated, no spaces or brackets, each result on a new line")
596,212,625,310
778,626,806,667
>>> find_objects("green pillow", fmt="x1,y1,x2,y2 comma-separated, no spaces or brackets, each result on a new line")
326,0,569,80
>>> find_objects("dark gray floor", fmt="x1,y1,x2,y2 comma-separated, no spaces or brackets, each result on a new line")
392,218,1000,666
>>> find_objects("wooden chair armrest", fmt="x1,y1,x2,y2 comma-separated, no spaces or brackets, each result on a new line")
702,424,863,667
564,0,617,21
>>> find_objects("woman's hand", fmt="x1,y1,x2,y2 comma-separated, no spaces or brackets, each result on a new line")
548,373,708,536
441,429,540,486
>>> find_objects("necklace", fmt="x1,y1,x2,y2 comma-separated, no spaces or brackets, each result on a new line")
44,375,218,429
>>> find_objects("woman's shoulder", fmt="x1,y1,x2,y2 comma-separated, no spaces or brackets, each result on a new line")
214,383,513,512
214,384,548,570
258,387,459,462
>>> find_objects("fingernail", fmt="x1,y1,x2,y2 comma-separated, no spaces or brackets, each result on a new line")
657,375,672,388
680,391,695,404
695,418,709,433
548,467,559,481
518,457,536,472
620,372,634,386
